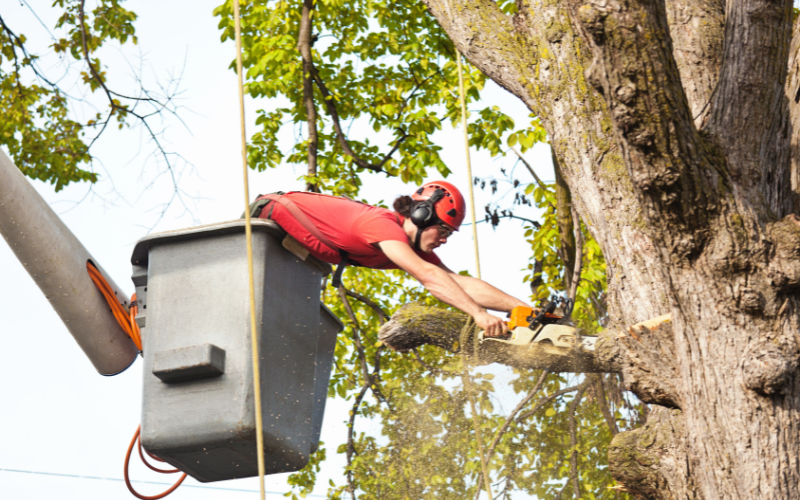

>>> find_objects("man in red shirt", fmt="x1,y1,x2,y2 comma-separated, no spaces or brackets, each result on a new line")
254,181,529,337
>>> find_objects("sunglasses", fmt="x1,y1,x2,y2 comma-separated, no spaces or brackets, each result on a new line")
435,223,454,238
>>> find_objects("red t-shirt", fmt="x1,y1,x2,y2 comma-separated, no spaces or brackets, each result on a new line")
258,192,442,269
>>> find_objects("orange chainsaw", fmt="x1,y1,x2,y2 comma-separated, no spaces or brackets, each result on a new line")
479,301,597,351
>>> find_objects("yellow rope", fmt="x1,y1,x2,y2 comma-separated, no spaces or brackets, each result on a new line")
460,321,494,500
232,1,267,499
457,55,493,500
456,55,481,280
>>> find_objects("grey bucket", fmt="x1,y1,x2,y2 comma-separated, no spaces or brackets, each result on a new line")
131,219,341,482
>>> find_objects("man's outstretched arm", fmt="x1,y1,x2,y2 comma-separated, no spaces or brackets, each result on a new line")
377,240,508,337
440,267,528,313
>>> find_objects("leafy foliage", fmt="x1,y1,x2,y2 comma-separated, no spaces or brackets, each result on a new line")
4,1,647,498
213,0,493,194
1,1,183,196
210,0,646,497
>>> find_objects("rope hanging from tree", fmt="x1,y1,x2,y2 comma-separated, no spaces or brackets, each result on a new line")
232,1,268,499
457,54,494,500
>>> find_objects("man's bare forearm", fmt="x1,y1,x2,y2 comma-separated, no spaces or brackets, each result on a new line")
417,265,485,317
449,273,528,312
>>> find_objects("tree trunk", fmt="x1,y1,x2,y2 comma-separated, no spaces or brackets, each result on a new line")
418,0,800,498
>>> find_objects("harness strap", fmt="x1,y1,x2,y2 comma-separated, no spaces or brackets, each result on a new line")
252,193,404,287
257,193,361,288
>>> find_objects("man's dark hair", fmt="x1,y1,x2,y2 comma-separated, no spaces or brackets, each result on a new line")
393,195,414,217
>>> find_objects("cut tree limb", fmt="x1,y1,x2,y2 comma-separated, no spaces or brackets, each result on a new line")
379,302,610,373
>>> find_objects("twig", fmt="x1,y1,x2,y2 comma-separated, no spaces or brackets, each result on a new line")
568,381,591,498
311,65,407,172
345,289,389,324
466,214,541,228
475,371,550,500
510,145,548,191
516,385,581,422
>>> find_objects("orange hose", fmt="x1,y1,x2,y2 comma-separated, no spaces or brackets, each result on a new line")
124,425,186,500
137,430,179,474
86,261,142,350
87,262,186,498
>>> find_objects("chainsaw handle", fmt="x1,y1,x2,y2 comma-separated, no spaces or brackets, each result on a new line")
530,301,557,327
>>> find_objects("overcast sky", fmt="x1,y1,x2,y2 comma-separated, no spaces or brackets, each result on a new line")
0,1,554,498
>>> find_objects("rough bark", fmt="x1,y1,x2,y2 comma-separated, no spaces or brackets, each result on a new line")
665,0,724,129
609,406,699,500
418,0,800,498
553,149,576,291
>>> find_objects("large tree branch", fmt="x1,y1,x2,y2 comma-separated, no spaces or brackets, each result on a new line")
574,0,723,261
380,303,683,408
420,0,536,107
786,19,800,213
378,303,607,373
706,0,793,218
665,0,725,129
553,149,577,292
609,406,697,500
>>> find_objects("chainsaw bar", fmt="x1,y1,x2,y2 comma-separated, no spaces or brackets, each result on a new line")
479,325,597,351
477,304,597,351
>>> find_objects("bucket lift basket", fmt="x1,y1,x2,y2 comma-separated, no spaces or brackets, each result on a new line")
131,220,342,482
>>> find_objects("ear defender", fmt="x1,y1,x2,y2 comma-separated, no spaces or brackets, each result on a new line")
410,188,444,228
410,188,445,251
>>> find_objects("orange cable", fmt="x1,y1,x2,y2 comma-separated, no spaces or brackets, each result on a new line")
137,434,180,474
124,426,187,500
87,262,185,498
86,262,141,350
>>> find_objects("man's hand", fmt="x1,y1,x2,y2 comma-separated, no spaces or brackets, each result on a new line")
474,311,507,338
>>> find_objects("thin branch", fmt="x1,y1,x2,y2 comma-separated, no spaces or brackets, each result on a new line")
338,286,372,384
338,285,390,406
516,385,581,422
345,383,369,500
345,289,389,324
591,374,619,436
568,381,591,498
486,371,549,461
311,65,408,172
566,202,584,303
510,145,548,191
0,13,60,89
75,0,194,229
553,481,569,500
412,348,446,376
475,371,550,500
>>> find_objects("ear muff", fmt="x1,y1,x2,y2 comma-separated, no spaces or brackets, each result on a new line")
410,188,445,251
410,188,444,228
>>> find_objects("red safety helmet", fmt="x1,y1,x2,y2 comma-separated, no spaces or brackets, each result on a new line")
410,181,466,231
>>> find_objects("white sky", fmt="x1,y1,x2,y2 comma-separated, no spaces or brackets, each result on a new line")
0,1,554,498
